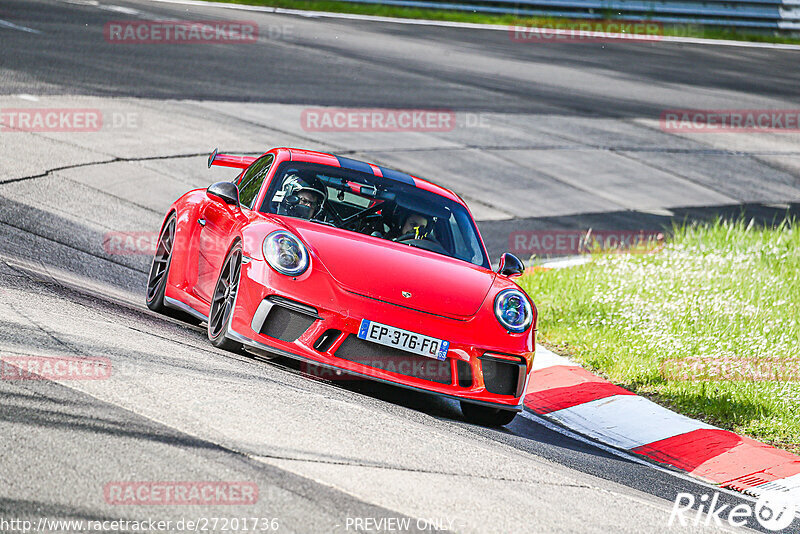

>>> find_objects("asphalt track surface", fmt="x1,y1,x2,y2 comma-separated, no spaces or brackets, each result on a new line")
1,0,799,532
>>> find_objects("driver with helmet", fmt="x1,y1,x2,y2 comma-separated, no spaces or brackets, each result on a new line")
385,205,431,240
272,172,327,220
400,212,430,239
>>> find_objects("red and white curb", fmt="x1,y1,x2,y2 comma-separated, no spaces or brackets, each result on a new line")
524,345,800,507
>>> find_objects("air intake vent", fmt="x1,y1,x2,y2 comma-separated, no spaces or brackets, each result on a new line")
480,355,526,396
456,360,473,388
266,295,318,317
260,306,316,342
334,335,452,384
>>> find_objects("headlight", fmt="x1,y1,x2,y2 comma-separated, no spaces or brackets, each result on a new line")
263,230,309,276
494,289,533,333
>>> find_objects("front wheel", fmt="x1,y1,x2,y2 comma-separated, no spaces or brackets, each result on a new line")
208,243,244,352
460,401,517,427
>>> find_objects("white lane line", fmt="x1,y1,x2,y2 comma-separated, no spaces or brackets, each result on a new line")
0,18,41,34
54,0,171,22
97,4,143,15
144,0,800,51
545,394,715,450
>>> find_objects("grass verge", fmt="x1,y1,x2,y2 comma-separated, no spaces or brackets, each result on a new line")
201,0,800,45
518,218,800,453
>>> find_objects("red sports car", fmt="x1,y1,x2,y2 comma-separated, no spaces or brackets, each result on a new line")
146,147,536,426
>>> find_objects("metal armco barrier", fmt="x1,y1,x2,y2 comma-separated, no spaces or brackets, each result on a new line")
338,0,800,29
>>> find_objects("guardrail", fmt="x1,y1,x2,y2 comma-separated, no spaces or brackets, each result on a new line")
338,0,800,29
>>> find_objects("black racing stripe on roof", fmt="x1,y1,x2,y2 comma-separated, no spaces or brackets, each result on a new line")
335,156,416,186
377,166,415,185
335,156,374,175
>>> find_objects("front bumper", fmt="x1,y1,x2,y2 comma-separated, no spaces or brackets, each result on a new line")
229,259,534,410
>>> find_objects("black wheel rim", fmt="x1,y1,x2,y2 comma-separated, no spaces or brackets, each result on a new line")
209,248,242,339
146,218,175,303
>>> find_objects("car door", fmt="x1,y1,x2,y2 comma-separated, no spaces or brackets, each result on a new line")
193,154,274,303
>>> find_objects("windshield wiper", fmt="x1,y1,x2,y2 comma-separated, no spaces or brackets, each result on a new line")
309,218,337,227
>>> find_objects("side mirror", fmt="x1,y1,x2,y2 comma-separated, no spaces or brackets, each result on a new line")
497,253,524,277
207,181,240,207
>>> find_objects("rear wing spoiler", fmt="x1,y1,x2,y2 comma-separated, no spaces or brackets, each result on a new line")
207,148,257,170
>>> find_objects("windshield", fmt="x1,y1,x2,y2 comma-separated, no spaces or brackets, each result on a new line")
260,161,489,268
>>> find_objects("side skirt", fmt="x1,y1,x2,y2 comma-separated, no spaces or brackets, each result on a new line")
164,296,208,322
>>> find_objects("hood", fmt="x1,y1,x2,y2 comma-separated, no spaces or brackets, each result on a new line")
288,221,496,318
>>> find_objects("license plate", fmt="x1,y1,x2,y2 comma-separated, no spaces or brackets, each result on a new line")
357,319,449,361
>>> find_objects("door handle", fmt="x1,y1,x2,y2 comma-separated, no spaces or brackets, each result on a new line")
198,218,206,227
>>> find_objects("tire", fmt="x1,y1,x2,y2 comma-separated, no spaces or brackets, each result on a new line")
208,242,243,352
145,214,200,324
460,401,517,427
146,215,176,312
